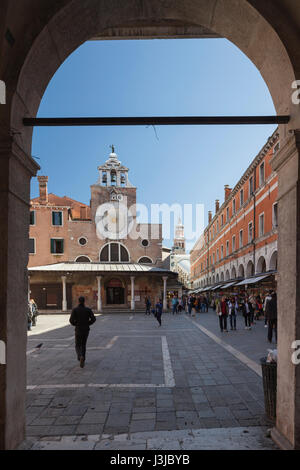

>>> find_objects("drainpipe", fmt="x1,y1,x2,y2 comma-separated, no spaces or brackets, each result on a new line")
253,170,257,274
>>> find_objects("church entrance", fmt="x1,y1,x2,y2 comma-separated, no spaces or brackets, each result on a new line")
106,278,125,305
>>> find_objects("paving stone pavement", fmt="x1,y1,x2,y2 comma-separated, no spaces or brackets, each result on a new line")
24,311,278,450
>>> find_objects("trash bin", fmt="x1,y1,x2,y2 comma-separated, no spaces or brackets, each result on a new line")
260,357,277,420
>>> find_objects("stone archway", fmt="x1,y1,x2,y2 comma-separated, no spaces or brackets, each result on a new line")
238,264,245,278
256,256,267,274
246,260,255,277
269,251,278,271
1,0,300,451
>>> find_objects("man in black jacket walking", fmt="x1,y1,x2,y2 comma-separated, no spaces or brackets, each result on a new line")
69,297,96,368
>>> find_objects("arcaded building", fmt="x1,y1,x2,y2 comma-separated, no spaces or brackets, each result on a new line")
190,130,279,290
28,148,178,311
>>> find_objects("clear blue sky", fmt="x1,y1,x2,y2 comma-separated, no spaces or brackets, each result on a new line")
31,38,276,250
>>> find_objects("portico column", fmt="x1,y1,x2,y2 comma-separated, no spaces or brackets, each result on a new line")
61,276,67,311
96,276,102,312
162,276,168,311
99,169,103,185
0,138,39,450
270,131,300,450
130,276,135,311
116,171,121,186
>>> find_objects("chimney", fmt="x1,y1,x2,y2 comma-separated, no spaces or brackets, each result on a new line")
208,211,212,224
215,199,220,214
224,185,232,201
38,176,48,204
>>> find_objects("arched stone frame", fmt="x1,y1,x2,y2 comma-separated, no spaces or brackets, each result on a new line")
256,256,267,274
99,242,130,263
246,260,255,277
212,275,215,284
269,250,278,271
220,272,225,282
137,256,153,264
74,255,92,263
216,273,220,283
1,0,300,451
225,270,230,281
238,264,245,278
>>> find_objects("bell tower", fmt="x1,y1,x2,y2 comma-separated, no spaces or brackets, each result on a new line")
172,217,186,254
90,146,137,222
97,145,132,188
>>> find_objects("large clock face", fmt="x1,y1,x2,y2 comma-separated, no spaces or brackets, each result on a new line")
95,201,134,240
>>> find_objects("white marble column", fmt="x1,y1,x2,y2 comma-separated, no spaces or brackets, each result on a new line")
97,276,102,312
130,276,135,311
99,169,103,185
61,276,67,311
163,276,168,311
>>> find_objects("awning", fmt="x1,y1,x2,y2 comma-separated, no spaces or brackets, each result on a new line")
219,281,238,289
211,284,223,291
235,274,272,286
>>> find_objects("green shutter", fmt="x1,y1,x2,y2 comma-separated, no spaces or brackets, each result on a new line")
61,239,64,253
51,239,55,253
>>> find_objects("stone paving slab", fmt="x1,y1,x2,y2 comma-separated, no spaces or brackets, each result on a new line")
21,426,277,450
25,312,275,448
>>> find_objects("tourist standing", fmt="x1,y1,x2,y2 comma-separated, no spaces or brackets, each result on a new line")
69,296,96,368
145,296,151,315
242,297,253,330
30,298,39,326
172,295,178,315
155,299,163,326
265,292,277,343
264,291,272,328
228,297,237,330
217,296,228,332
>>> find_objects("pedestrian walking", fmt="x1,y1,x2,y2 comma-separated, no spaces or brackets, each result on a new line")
69,296,96,368
265,292,277,343
145,296,151,315
155,299,163,326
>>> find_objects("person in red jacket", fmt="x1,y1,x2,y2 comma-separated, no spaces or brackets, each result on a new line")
219,297,229,333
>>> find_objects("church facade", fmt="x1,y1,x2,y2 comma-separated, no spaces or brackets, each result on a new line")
28,148,178,311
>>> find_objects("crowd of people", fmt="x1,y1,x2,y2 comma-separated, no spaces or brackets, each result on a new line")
145,289,278,343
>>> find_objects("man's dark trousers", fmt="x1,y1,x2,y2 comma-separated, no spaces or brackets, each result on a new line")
75,328,89,360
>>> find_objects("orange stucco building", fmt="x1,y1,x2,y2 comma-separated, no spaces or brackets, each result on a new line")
190,129,279,290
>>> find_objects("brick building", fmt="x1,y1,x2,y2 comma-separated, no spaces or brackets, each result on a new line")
190,130,279,291
28,148,178,311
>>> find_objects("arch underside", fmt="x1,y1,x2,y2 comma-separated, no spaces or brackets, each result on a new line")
10,0,298,155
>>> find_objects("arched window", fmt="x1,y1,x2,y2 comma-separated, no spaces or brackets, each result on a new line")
138,257,153,264
75,256,91,263
99,243,130,262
